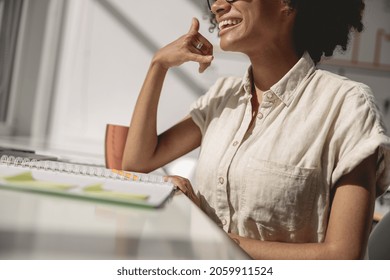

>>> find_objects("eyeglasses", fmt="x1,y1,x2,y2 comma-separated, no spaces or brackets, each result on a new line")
206,0,236,11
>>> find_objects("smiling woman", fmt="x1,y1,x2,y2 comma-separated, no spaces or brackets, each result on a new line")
122,0,390,259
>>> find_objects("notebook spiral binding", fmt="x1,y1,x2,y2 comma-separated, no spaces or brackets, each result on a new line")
0,155,166,184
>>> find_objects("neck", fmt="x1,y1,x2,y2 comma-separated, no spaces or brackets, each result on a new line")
249,47,300,92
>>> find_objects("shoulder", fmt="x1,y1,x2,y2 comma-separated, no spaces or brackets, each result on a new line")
206,76,244,98
192,76,244,109
305,69,386,132
313,69,370,93
311,69,377,107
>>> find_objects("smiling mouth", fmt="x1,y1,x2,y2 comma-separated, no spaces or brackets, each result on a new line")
218,19,242,30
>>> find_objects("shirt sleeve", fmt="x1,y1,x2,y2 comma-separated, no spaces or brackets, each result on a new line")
189,90,211,137
189,77,241,136
330,83,390,196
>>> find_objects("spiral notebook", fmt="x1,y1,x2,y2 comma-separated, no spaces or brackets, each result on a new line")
0,155,174,208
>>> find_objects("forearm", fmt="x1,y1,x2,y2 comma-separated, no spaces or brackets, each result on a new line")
229,234,359,260
122,60,168,172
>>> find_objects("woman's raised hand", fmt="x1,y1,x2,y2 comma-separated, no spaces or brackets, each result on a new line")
152,18,214,73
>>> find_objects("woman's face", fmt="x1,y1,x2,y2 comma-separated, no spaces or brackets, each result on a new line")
212,0,293,55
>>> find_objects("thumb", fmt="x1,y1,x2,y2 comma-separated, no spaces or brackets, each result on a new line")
188,17,200,34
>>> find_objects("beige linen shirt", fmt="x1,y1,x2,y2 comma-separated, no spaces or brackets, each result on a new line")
190,53,390,243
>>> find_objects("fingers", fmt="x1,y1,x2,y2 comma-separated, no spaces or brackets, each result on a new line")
188,18,203,53
188,46,213,72
228,233,241,245
186,37,213,73
187,18,213,73
164,175,192,195
199,62,211,73
187,54,213,73
164,175,201,207
191,32,213,55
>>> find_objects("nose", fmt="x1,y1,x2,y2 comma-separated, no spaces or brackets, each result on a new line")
211,0,231,15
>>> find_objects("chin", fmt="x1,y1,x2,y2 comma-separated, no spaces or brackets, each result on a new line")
219,43,229,51
219,41,240,52
219,32,245,52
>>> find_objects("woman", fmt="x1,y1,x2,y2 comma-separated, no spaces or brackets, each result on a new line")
122,0,390,259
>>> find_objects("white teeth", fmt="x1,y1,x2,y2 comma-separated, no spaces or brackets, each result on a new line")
218,19,242,30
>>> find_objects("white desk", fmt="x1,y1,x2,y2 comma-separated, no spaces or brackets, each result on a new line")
0,188,249,259
0,137,249,259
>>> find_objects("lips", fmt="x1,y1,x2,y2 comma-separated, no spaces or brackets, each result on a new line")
218,18,243,31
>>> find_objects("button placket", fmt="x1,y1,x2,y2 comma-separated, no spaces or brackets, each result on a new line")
215,92,251,228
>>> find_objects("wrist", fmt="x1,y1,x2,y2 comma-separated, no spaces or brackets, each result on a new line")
151,54,169,73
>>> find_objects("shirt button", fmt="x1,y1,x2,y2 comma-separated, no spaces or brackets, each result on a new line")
257,112,264,119
266,92,273,100
221,219,227,226
233,141,239,147
218,177,225,184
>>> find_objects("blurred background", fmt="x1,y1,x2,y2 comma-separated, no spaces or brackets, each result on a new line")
0,0,389,180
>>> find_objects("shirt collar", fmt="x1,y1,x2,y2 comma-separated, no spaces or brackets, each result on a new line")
238,68,253,99
237,52,316,106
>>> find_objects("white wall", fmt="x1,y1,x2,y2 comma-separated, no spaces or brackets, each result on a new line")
46,0,389,173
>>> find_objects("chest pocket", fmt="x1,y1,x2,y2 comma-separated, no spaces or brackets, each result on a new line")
242,159,319,233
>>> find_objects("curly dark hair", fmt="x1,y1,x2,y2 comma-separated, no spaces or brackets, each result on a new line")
209,0,365,64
